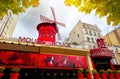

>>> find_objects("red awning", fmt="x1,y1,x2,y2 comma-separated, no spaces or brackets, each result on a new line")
90,48,114,58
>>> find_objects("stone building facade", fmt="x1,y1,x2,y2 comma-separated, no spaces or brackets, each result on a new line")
0,10,18,37
64,20,101,49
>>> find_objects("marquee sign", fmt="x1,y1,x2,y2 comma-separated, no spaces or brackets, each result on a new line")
0,36,71,47
18,37,71,47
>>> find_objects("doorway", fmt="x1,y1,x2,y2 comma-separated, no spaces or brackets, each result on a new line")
93,58,111,70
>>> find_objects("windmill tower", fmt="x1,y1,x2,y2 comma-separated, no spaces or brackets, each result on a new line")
37,6,65,44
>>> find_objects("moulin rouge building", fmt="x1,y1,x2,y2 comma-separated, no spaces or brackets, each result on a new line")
0,7,117,79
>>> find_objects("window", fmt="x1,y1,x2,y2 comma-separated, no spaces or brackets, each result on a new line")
89,31,92,35
72,42,78,45
94,32,96,36
98,33,100,36
93,46,96,48
91,38,94,43
89,45,91,49
116,48,118,52
51,33,55,38
85,30,88,34
86,37,90,42
41,31,44,36
46,31,50,37
78,34,79,37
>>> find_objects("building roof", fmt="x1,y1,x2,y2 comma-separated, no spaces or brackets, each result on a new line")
82,22,101,32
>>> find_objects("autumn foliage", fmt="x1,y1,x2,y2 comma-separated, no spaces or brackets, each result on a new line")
0,0,39,17
0,0,120,26
64,0,120,26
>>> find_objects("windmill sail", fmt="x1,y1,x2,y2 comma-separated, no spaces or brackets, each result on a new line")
40,6,66,40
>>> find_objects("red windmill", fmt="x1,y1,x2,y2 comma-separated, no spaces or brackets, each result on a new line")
37,6,66,44
40,6,66,40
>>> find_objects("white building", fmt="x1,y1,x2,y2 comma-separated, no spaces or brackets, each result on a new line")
64,20,101,49
0,10,18,37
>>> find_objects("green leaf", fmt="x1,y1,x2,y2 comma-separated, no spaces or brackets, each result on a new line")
64,0,120,26
0,0,39,17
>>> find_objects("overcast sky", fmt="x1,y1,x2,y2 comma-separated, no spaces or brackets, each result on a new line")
13,0,119,42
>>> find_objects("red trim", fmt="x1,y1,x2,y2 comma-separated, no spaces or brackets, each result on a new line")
113,64,120,70
91,59,95,69
3,66,88,70
109,60,115,70
41,66,87,69
90,48,114,58
2,66,37,68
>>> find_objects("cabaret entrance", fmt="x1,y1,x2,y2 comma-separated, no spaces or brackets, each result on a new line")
92,58,112,70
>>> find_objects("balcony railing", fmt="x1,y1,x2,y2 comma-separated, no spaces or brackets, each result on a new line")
90,48,114,58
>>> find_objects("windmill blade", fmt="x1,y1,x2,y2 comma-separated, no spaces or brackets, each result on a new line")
40,15,53,22
57,28,62,40
47,20,65,27
50,6,57,22
46,19,65,27
40,15,65,26
50,6,65,27
50,6,61,40
40,7,66,40
56,22,66,27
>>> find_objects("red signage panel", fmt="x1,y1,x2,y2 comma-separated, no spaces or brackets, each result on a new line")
38,53,88,69
0,51,39,68
0,51,88,69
